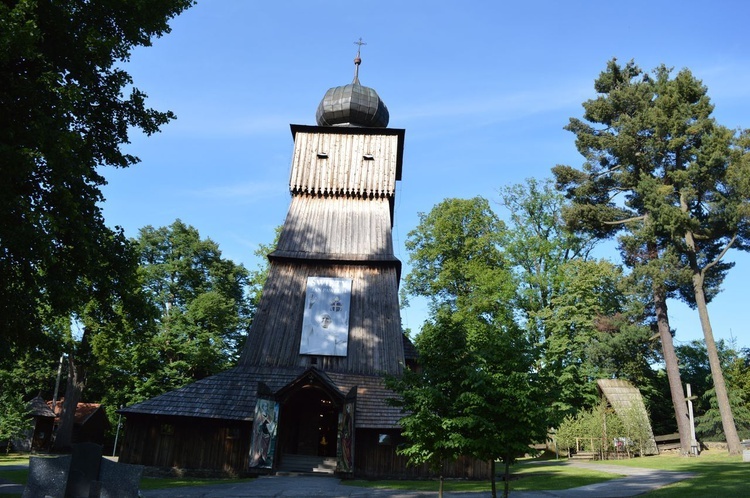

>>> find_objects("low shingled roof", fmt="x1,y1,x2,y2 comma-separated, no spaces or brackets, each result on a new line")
120,365,404,429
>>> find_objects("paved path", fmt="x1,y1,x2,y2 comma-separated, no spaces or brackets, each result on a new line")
0,461,695,497
140,462,695,498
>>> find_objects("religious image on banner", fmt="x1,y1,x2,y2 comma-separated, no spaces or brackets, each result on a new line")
300,277,352,356
249,398,279,468
337,401,355,472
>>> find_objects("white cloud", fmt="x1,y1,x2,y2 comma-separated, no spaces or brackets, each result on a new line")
167,113,300,137
394,80,591,125
187,181,288,204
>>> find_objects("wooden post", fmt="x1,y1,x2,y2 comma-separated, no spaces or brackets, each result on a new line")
686,384,699,456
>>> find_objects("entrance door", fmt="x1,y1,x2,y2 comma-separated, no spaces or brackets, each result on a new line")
279,387,339,457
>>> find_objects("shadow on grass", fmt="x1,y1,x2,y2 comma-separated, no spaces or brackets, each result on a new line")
598,452,746,497
526,451,746,497
346,461,618,493
0,456,254,493
511,460,621,491
0,469,27,485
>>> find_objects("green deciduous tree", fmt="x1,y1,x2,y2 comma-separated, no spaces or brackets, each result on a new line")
0,0,194,349
387,310,472,498
87,220,253,415
498,180,658,429
539,259,631,420
497,178,594,344
554,58,750,454
0,325,65,402
0,392,31,454
403,197,507,313
1,0,194,450
396,197,546,498
49,220,258,446
137,220,252,376
459,317,546,498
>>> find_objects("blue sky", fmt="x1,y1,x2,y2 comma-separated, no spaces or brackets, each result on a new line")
102,1,750,349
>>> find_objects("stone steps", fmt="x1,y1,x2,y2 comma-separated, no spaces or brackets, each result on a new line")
277,454,337,474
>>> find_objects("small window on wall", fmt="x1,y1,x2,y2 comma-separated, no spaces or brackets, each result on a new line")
378,433,393,445
160,424,174,436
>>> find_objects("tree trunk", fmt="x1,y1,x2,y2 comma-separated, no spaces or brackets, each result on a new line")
438,473,444,498
653,282,692,456
688,257,741,454
52,354,85,452
490,459,496,498
503,456,511,498
680,194,742,455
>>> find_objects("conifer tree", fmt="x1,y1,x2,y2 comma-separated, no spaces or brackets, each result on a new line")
554,59,749,454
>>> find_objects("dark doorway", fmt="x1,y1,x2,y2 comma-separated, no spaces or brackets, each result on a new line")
279,386,339,457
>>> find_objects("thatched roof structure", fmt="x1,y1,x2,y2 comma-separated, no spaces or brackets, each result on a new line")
597,379,659,455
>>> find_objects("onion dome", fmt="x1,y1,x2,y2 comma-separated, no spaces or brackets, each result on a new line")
315,39,389,128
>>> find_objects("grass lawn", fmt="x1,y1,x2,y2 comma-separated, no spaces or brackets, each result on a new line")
346,450,748,496
2,450,746,496
346,459,621,493
582,450,746,497
3,453,616,495
0,454,29,466
511,459,624,490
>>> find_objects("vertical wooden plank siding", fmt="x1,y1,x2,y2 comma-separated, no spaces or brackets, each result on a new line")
353,430,491,479
119,416,251,473
289,132,399,197
239,262,404,376
275,196,395,258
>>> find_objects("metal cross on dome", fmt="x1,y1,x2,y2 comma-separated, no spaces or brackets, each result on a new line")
354,37,366,54
353,37,366,82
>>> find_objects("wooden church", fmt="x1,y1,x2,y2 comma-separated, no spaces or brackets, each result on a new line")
118,52,488,479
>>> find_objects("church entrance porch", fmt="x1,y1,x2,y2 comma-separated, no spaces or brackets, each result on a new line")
267,367,357,474
279,386,339,458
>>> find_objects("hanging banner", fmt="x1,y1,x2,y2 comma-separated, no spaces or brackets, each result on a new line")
249,396,279,468
300,277,352,356
337,386,356,473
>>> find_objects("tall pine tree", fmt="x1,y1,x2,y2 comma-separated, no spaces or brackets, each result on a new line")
554,59,749,454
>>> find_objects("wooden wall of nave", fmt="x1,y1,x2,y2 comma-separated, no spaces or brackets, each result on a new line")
118,415,251,474
353,429,491,480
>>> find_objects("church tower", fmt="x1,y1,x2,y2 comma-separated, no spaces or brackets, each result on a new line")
234,42,408,474
118,46,420,478
238,53,405,376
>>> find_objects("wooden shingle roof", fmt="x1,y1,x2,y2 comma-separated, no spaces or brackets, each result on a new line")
120,366,404,429
402,334,418,362
28,396,55,418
